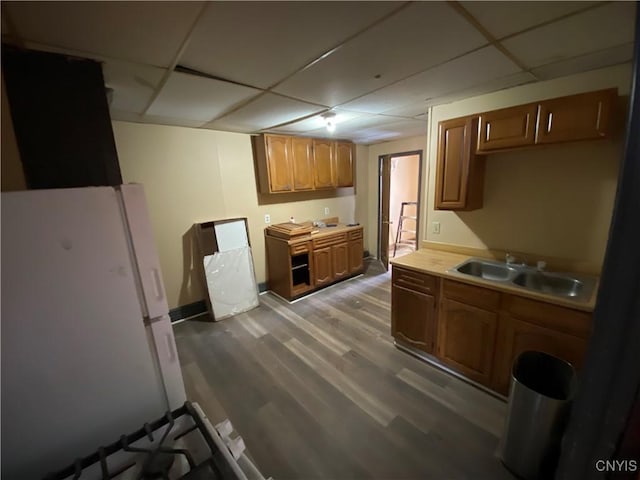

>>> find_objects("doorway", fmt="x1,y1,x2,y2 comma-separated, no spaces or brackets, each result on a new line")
378,150,423,270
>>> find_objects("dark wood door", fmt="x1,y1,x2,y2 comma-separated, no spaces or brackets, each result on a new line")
477,104,538,152
438,297,498,386
332,242,349,280
290,137,313,191
536,88,615,144
492,314,589,395
266,135,292,192
391,285,436,354
312,247,332,286
312,139,334,189
379,155,391,269
434,117,484,211
348,239,363,273
335,141,354,187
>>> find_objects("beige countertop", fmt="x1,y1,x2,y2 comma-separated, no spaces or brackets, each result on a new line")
390,248,597,312
267,223,363,244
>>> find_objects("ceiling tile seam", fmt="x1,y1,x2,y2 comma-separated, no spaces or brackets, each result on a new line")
447,1,539,81
494,1,611,43
328,41,492,110
260,2,413,93
1,4,25,49
530,41,635,72
258,108,332,132
141,2,212,115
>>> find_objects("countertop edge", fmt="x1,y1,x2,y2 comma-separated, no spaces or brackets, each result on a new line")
390,250,597,313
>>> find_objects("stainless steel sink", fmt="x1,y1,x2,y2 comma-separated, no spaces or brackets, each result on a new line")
455,260,515,281
450,257,596,302
512,272,584,297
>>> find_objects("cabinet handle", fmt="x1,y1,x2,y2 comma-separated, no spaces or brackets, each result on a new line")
547,112,553,133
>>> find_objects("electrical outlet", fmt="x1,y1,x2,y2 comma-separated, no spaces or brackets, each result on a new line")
264,214,271,224
324,207,330,215
432,221,441,234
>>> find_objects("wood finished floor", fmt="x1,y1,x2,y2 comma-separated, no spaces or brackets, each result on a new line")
174,260,514,480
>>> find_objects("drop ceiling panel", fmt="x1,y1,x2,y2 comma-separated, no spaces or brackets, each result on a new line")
110,110,206,128
102,62,166,114
531,43,634,81
339,46,521,114
273,2,487,106
350,119,427,145
180,2,400,89
147,72,261,122
501,2,637,68
5,1,204,67
423,72,537,108
206,93,326,132
267,110,370,134
461,1,597,39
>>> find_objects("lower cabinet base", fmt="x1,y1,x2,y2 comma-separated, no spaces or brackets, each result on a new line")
394,339,508,402
270,271,364,303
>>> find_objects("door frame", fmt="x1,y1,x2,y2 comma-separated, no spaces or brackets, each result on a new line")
377,150,423,269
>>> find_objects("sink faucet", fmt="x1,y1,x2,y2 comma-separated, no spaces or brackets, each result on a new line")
506,253,526,267
536,260,547,272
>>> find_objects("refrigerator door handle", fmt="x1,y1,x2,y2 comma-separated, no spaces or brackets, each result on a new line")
151,268,164,300
164,332,176,363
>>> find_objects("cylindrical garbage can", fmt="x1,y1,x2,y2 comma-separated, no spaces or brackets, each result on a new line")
500,351,577,480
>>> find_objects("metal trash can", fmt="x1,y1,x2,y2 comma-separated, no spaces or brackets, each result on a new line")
500,351,577,480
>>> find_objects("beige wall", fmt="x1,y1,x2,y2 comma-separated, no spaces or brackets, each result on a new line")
1,76,27,191
113,122,361,309
425,63,632,270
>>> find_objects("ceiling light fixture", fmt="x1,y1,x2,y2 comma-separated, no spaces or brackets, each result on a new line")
322,112,337,133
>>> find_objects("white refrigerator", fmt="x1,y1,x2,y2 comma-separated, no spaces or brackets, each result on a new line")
1,185,187,479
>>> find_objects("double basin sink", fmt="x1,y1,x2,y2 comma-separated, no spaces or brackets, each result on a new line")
449,258,596,302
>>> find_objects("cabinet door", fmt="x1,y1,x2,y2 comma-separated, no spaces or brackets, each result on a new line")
332,242,349,280
434,117,484,211
492,314,589,395
477,104,538,152
536,89,615,144
348,239,363,273
313,247,333,286
290,137,314,191
313,139,335,189
391,285,436,354
266,135,292,192
335,141,354,187
438,298,498,386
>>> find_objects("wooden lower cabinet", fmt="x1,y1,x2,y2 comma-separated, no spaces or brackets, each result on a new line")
390,271,592,395
332,242,349,280
313,247,332,287
348,239,363,273
437,298,498,385
392,285,436,353
492,313,589,395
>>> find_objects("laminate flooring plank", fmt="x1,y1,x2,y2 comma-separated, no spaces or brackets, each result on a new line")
174,259,515,480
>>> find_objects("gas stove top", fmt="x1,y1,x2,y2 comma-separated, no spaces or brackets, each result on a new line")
44,402,265,480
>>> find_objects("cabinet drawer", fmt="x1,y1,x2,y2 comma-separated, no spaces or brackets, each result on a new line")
392,267,438,295
442,279,500,311
348,229,363,241
504,295,591,338
313,232,348,249
290,242,310,255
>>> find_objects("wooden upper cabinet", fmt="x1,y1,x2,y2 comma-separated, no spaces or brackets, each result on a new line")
535,88,616,145
265,135,292,192
477,104,538,152
435,116,485,211
313,139,335,189
335,141,354,187
290,137,314,191
254,134,355,194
